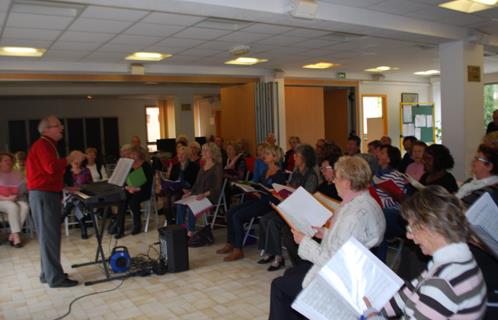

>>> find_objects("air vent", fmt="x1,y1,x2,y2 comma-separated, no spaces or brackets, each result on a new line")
195,18,251,31
13,0,84,17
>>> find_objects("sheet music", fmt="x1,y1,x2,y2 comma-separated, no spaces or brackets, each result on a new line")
466,192,498,256
231,182,257,193
276,186,332,237
272,183,295,194
313,192,340,213
292,238,403,319
174,195,213,216
108,158,134,186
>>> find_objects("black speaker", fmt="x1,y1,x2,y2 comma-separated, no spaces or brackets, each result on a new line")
158,225,189,273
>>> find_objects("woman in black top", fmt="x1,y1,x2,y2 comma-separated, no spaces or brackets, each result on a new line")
217,144,287,262
419,144,458,193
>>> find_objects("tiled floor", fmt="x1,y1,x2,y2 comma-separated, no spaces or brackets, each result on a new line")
0,221,283,320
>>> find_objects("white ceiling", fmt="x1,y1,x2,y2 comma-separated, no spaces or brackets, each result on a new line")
0,0,497,80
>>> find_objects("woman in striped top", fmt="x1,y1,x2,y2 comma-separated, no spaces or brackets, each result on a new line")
364,186,487,320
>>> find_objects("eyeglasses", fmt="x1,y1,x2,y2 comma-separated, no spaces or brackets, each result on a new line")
320,165,332,171
47,124,63,129
406,223,420,234
473,156,490,164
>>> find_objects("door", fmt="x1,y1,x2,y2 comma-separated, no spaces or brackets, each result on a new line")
361,95,387,152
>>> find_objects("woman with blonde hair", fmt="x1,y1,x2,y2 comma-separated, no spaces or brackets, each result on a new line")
176,142,223,237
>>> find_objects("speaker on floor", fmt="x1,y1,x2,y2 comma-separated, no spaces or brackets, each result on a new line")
158,225,189,273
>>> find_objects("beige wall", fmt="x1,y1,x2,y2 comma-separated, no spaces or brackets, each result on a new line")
220,83,256,155
284,86,325,146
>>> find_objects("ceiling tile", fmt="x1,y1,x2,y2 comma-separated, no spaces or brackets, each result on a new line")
141,12,205,26
6,12,74,30
0,11,5,26
97,43,147,53
124,23,184,37
438,13,483,26
473,7,498,19
58,31,115,43
156,37,206,48
42,50,88,60
176,48,221,57
368,0,429,15
403,7,461,20
216,31,272,43
319,0,385,8
241,24,294,34
282,29,331,38
142,46,186,54
194,40,242,50
50,41,102,51
69,18,133,33
0,0,11,12
3,27,62,40
258,35,304,46
173,27,232,40
292,38,336,49
108,35,163,46
80,6,149,22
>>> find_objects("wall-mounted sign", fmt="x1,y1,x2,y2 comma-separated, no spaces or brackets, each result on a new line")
336,72,346,79
467,65,481,82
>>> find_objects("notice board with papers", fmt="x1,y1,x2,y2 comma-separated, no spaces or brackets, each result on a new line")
400,102,435,145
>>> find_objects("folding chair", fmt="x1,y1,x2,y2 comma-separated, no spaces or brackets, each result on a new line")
242,216,259,247
207,178,228,229
386,237,404,270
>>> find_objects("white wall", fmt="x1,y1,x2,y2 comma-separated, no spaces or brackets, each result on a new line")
0,97,153,151
359,81,431,148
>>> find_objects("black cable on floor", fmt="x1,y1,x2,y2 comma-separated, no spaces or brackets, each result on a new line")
52,279,125,320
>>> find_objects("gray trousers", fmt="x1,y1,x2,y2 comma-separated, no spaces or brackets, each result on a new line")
29,190,65,285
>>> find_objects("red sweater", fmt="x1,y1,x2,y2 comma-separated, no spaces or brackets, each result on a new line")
26,136,67,192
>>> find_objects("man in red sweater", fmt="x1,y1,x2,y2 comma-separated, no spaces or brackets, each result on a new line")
27,115,84,288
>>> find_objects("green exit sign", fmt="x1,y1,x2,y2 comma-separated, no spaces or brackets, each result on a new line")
336,72,346,79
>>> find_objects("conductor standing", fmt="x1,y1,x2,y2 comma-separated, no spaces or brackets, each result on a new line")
26,115,84,288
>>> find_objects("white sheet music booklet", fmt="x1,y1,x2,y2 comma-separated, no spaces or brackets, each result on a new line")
292,237,403,320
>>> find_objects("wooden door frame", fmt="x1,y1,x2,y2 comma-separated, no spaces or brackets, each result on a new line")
361,94,388,147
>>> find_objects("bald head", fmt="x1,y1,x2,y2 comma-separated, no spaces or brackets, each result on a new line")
39,115,64,141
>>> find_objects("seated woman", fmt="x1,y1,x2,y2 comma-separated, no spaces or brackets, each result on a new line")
176,142,223,237
420,144,458,193
84,147,108,182
0,152,28,247
109,146,154,239
223,140,246,181
63,150,93,239
258,143,319,271
457,143,498,206
189,141,202,167
405,141,426,181
363,186,487,320
14,151,27,175
269,156,385,319
373,145,409,209
316,152,342,201
251,143,268,183
284,136,300,172
216,144,287,261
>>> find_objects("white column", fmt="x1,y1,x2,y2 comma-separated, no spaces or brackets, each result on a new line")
275,77,286,149
439,41,484,180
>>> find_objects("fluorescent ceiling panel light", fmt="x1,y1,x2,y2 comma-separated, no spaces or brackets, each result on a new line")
225,57,268,65
439,0,497,13
125,52,171,61
414,70,440,75
365,66,398,72
12,1,83,17
196,18,251,31
302,62,338,69
0,46,46,57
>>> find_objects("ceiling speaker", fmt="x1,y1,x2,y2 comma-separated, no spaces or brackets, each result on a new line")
288,0,318,19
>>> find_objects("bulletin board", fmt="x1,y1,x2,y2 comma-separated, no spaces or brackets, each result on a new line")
400,102,435,145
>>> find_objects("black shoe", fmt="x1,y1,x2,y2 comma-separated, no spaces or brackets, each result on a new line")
267,257,285,271
107,222,118,235
41,273,68,284
131,228,141,235
49,278,78,288
80,226,88,239
257,255,275,264
114,232,124,239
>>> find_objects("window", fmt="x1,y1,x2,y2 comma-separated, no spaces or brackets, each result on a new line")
484,84,498,128
362,96,383,134
146,106,160,152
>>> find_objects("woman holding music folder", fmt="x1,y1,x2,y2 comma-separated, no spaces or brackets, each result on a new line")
216,144,287,261
258,143,319,271
362,186,487,320
269,156,385,320
176,142,223,237
108,146,153,238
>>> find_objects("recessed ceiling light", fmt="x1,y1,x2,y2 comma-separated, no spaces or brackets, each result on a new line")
365,66,399,72
0,46,46,57
125,52,171,61
303,62,338,69
439,0,497,13
414,70,440,76
224,57,268,65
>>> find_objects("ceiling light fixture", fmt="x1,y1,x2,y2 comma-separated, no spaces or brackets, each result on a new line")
365,66,398,72
0,46,46,57
224,57,268,66
439,0,498,13
12,0,83,17
303,62,338,69
414,70,440,76
125,52,171,61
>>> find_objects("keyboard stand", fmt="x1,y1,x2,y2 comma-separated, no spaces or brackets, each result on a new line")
71,204,132,286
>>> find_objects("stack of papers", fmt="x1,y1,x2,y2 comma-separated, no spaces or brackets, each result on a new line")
175,196,213,216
